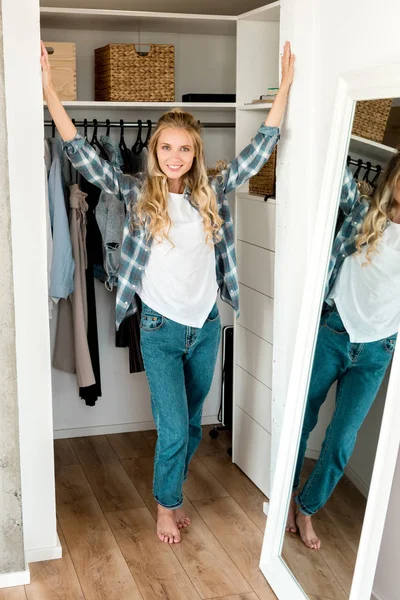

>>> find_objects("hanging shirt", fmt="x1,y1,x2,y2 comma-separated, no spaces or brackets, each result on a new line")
47,137,75,300
137,192,219,328
327,221,400,342
62,123,280,329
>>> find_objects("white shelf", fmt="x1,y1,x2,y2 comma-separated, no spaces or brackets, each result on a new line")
43,101,237,111
237,103,273,111
236,192,276,204
40,7,237,35
239,2,280,22
350,135,397,163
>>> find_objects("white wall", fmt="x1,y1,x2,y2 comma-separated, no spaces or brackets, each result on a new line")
1,0,60,564
274,0,400,596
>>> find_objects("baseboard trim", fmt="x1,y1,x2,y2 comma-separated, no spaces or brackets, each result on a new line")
54,416,220,439
26,535,62,563
371,589,387,600
344,463,369,499
0,568,30,588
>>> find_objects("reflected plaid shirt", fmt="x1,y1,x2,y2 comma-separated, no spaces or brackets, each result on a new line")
324,165,372,301
63,124,280,329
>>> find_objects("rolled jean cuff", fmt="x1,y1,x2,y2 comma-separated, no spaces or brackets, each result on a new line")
294,494,314,516
155,494,183,510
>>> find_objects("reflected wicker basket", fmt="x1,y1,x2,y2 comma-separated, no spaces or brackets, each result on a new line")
249,146,277,198
351,99,392,144
95,43,175,102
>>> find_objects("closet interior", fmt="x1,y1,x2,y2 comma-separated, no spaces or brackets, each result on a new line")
41,1,280,498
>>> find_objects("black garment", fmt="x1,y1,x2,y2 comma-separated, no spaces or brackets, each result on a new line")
116,309,145,374
78,175,103,405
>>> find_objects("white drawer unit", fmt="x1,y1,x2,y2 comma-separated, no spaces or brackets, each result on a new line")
235,365,272,433
233,8,280,498
234,405,272,497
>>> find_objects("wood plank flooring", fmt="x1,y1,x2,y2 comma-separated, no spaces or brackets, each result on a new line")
5,430,364,599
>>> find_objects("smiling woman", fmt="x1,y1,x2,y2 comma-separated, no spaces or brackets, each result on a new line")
41,36,294,545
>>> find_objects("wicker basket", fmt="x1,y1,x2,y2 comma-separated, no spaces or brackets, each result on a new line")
249,147,277,198
351,99,392,144
94,44,175,102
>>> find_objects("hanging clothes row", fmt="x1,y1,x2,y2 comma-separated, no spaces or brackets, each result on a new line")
44,119,164,406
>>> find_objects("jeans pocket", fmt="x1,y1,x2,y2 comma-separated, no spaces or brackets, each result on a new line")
206,302,220,322
140,306,165,331
323,311,347,335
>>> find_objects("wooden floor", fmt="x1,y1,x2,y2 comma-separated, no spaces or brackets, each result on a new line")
0,428,365,600
283,458,366,600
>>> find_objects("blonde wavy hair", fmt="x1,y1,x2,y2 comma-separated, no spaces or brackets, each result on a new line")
133,108,224,244
356,151,400,264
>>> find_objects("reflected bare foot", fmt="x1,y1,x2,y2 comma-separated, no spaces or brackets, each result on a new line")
296,512,321,550
286,492,298,533
175,507,191,529
157,504,181,544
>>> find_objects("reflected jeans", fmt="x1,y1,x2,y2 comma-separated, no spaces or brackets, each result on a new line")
139,301,221,509
293,307,396,516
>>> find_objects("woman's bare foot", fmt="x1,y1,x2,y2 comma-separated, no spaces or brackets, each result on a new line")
175,507,191,529
157,505,181,544
296,511,321,550
286,492,298,533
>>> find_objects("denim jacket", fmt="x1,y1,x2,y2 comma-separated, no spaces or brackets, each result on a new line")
63,123,280,329
95,136,126,291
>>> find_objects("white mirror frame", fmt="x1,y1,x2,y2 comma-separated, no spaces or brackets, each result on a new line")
260,62,400,600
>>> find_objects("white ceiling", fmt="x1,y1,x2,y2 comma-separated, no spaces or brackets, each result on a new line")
39,0,276,16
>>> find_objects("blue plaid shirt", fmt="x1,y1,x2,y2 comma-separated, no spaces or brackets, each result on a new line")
325,165,372,302
63,123,280,329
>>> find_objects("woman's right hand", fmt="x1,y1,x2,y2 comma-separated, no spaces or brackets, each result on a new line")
40,41,53,94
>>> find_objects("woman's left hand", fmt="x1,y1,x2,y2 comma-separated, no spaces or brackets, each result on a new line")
281,41,295,89
263,42,295,127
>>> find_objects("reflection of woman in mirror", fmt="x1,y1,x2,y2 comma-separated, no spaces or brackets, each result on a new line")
288,152,400,549
42,41,295,544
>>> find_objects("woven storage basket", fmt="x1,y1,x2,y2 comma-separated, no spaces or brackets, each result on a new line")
95,44,175,102
249,146,277,198
351,99,392,143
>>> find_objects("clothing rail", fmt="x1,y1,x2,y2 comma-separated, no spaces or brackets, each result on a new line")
44,120,236,129
347,156,382,173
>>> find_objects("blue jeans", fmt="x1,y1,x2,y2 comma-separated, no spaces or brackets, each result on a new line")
293,307,396,516
139,301,221,509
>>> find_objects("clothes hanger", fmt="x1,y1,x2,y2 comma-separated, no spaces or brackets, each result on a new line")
51,120,56,138
83,118,88,140
354,158,363,180
119,119,133,173
363,161,372,183
143,119,152,148
106,118,111,137
132,119,144,154
119,119,129,155
371,164,382,188
90,119,108,160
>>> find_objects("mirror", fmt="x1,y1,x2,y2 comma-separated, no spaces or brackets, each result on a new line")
279,96,400,599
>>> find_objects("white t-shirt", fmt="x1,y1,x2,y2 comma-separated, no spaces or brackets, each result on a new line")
327,221,400,342
137,192,219,328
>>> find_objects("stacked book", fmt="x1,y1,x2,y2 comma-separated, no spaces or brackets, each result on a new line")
246,88,279,105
